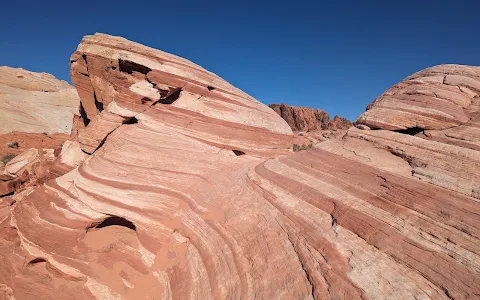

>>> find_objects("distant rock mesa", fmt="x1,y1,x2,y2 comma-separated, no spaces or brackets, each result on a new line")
269,103,352,132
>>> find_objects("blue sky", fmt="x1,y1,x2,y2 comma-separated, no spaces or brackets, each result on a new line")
1,0,478,120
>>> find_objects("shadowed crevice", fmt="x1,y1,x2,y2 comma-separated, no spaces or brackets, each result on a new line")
123,117,138,124
119,59,152,75
79,102,90,126
94,92,104,112
86,216,136,232
155,88,182,105
27,258,47,266
392,127,425,136
232,150,246,156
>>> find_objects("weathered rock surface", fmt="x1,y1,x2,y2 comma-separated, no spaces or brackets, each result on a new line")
319,127,480,198
318,64,480,199
71,34,292,155
0,146,63,197
0,66,80,134
1,36,479,300
0,68,80,197
356,65,480,141
269,103,352,132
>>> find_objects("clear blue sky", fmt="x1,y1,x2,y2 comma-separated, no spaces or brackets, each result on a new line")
1,0,478,121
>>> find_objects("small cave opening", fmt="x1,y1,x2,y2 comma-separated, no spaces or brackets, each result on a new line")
141,97,153,104
232,150,246,156
123,117,138,125
393,127,425,136
118,59,152,75
79,102,91,126
28,258,47,265
87,216,137,232
156,88,182,105
207,85,216,91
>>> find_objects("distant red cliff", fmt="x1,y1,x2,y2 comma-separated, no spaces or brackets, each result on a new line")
269,103,352,132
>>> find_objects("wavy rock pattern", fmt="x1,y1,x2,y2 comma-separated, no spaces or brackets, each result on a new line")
356,65,480,130
1,35,479,300
70,34,292,155
335,65,480,198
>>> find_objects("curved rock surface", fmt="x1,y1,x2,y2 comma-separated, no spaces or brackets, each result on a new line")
330,64,480,198
269,103,352,132
1,35,479,300
0,66,80,134
319,127,480,198
71,34,292,155
356,64,480,131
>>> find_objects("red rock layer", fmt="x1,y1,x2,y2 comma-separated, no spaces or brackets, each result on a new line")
269,103,352,132
0,36,479,300
0,131,77,197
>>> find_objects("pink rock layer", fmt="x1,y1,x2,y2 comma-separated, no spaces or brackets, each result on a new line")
70,33,293,156
0,35,479,300
356,64,480,133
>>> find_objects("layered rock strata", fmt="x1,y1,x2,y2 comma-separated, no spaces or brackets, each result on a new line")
0,36,479,300
70,34,292,155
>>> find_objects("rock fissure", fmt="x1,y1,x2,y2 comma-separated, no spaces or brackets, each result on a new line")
86,215,136,232
273,218,317,300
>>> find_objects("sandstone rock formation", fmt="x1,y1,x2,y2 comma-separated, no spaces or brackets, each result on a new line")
319,64,480,198
269,103,352,132
70,34,292,155
0,36,479,300
356,65,480,132
0,66,80,134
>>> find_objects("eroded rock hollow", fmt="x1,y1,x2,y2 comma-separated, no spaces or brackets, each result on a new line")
0,34,479,300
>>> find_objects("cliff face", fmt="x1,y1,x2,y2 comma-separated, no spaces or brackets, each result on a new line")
269,103,352,132
0,35,479,300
